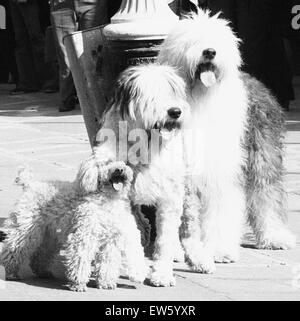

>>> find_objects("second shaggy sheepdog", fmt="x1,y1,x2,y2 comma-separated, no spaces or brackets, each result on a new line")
158,10,296,273
94,64,189,286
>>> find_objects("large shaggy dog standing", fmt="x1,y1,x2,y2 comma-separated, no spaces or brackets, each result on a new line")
158,11,296,273
0,159,147,291
94,64,189,286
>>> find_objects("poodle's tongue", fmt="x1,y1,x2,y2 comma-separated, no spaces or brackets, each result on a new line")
200,71,216,87
113,182,124,191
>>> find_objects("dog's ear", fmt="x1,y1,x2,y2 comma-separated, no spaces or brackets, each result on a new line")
76,155,99,193
113,67,138,121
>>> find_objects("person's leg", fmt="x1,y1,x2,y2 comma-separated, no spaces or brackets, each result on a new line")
9,1,39,92
77,1,109,31
21,0,49,90
4,0,19,85
43,26,59,93
51,8,77,111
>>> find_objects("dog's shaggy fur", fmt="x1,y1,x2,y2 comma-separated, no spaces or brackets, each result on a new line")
0,159,148,291
158,10,296,273
94,64,189,286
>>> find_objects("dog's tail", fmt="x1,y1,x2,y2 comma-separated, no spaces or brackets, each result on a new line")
15,166,34,188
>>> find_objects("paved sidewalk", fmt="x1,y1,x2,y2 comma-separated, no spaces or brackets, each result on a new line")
0,81,300,301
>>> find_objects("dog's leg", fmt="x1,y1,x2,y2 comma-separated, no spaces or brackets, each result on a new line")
149,197,183,287
244,80,296,250
63,209,99,292
214,182,245,263
30,227,56,278
245,105,296,250
180,182,213,273
0,212,46,279
247,169,296,250
94,241,122,290
122,218,148,284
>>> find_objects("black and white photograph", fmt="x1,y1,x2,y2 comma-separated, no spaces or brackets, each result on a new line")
0,0,300,304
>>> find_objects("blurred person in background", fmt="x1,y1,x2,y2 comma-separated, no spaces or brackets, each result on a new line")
50,0,110,112
0,0,18,84
9,0,53,95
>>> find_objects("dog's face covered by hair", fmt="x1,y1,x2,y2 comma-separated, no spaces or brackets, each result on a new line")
112,65,190,139
158,11,242,90
76,156,133,195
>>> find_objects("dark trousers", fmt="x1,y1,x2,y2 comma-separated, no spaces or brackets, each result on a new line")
51,2,109,106
9,0,47,90
0,0,18,83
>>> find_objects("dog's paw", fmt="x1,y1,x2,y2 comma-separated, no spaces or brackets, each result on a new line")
149,265,176,287
214,247,240,264
67,282,88,292
149,272,176,287
257,228,297,250
189,258,216,274
96,280,117,290
129,268,148,284
184,247,216,274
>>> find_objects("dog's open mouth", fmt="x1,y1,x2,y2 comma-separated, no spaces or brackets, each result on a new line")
195,63,218,88
153,121,181,140
109,170,127,191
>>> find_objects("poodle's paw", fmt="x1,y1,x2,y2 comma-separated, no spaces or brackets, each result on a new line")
149,265,176,287
96,279,117,290
257,228,297,250
67,282,88,292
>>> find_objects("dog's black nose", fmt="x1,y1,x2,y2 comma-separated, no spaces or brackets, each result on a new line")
168,108,182,119
113,168,123,176
203,48,216,60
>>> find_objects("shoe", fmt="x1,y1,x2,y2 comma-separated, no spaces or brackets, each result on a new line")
282,100,290,112
0,231,6,242
59,96,77,112
44,87,59,94
10,87,39,95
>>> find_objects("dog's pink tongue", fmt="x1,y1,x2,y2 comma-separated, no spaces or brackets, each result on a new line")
113,182,124,191
200,71,216,87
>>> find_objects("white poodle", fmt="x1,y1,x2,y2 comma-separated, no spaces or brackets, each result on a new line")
0,158,148,292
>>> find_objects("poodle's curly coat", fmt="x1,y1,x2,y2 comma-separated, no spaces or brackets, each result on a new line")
0,158,148,292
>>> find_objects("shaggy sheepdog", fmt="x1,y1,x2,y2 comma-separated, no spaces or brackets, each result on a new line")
158,10,296,273
94,64,189,286
0,160,147,291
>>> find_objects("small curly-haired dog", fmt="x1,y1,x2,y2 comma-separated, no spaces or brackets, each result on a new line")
0,158,148,291
158,10,296,273
94,64,190,287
